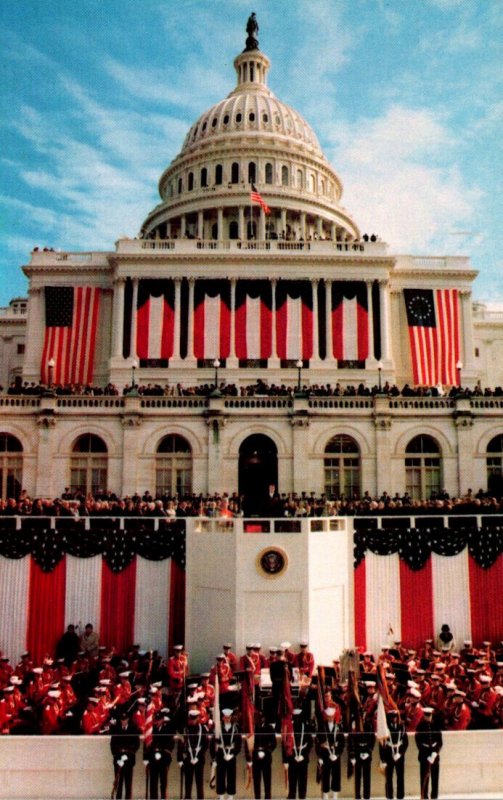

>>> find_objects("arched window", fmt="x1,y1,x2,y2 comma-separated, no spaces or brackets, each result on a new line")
231,162,240,184
70,434,107,497
156,435,192,497
188,172,194,191
297,170,303,189
200,167,208,187
405,435,441,500
324,435,360,499
309,174,316,193
486,434,503,496
248,162,256,184
229,220,239,240
178,177,183,194
281,165,289,186
215,164,223,185
265,163,273,184
0,433,23,499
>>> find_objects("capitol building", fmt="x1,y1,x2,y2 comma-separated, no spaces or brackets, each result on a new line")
1,17,503,506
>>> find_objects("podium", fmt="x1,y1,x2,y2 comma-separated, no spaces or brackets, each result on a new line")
185,516,355,672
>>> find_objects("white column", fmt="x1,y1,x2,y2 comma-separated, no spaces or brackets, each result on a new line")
187,278,195,360
311,279,320,365
174,278,182,360
330,222,337,241
197,211,204,240
166,221,172,238
366,280,376,368
269,279,280,367
316,217,323,238
325,278,333,364
238,207,245,241
460,290,476,381
130,278,139,360
300,212,306,241
280,208,287,238
259,208,266,241
217,208,224,241
379,280,391,364
227,278,238,368
180,214,186,238
112,278,125,359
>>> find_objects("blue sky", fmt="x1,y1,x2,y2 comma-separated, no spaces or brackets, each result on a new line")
1,0,501,307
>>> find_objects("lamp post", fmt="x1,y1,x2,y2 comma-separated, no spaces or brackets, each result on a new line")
131,358,138,389
295,359,303,396
47,357,55,387
377,360,383,393
456,360,463,388
211,359,221,397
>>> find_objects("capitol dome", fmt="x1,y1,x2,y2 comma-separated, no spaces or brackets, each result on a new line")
140,18,360,243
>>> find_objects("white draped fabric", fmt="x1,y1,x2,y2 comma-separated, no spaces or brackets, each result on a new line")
364,551,401,655
431,551,472,649
64,555,102,632
134,558,171,655
0,557,29,664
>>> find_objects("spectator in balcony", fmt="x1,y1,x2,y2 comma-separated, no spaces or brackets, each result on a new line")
80,624,100,660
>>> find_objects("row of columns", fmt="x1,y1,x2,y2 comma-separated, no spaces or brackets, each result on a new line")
112,277,393,365
163,207,341,242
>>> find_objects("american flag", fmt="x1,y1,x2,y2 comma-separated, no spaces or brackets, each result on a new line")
250,184,270,214
404,288,460,386
41,286,101,385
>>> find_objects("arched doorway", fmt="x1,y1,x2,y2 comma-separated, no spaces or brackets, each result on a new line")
239,434,278,514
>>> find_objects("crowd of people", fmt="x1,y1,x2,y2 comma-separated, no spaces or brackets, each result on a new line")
4,376,503,401
1,486,503,521
1,626,502,798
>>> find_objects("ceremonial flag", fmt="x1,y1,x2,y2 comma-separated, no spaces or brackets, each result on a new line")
144,700,155,749
193,280,231,359
234,280,272,359
41,286,100,385
213,673,221,741
332,282,368,361
136,280,175,360
276,281,313,360
250,184,270,214
404,288,460,386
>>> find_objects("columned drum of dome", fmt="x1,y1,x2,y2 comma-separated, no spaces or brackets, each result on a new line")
140,18,359,244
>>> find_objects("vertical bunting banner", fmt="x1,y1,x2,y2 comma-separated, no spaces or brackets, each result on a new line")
275,281,313,360
41,286,101,384
332,281,368,361
193,280,231,359
234,280,272,359
136,280,175,360
404,288,460,386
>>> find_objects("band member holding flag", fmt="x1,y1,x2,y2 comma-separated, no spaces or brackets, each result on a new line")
378,709,408,800
110,709,140,800
143,708,176,800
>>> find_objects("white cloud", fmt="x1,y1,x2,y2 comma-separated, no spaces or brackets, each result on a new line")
328,105,483,253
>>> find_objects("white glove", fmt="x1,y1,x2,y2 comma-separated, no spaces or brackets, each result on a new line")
393,753,400,762
318,758,323,767
224,753,233,761
360,752,369,761
258,750,265,760
350,758,356,766
427,753,438,764
380,762,386,770
178,762,183,768
212,761,217,768
329,753,338,762
143,759,149,766
295,755,304,762
155,752,161,761
190,758,198,765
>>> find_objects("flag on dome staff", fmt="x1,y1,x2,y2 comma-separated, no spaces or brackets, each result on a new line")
403,288,460,386
332,281,369,361
41,286,101,385
250,184,270,214
136,279,175,361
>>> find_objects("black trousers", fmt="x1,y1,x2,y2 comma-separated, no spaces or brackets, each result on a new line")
148,759,170,799
183,757,205,799
419,757,440,799
385,757,405,800
354,756,372,800
216,756,237,796
286,757,309,799
252,754,272,799
320,755,342,793
113,761,134,799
